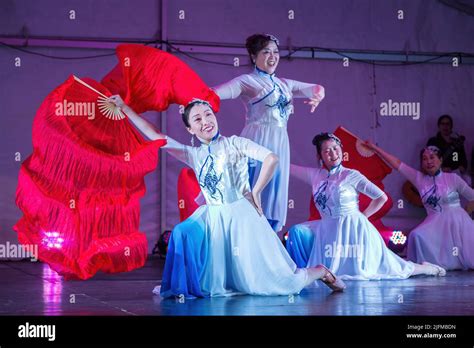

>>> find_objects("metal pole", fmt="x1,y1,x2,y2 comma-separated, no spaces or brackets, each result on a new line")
160,0,168,239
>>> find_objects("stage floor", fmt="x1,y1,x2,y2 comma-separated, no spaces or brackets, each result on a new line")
2,257,474,316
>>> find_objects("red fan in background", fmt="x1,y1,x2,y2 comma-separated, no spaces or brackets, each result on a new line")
177,168,202,221
308,126,404,250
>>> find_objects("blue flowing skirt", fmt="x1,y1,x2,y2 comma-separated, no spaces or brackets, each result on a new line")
157,198,307,299
158,206,208,299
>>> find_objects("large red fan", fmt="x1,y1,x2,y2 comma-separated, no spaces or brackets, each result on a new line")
15,43,221,279
102,44,220,113
14,75,166,280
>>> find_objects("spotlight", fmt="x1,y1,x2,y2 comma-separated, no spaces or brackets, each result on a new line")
282,231,289,247
42,231,64,249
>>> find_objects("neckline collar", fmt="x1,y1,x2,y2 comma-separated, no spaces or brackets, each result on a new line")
432,169,442,177
424,168,442,178
198,131,221,146
255,66,275,78
327,163,343,175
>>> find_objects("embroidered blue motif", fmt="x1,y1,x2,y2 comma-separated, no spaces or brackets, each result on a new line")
422,184,442,212
252,68,291,119
314,181,332,216
265,83,290,119
198,154,223,203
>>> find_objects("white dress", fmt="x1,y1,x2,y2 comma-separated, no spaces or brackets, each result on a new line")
288,164,415,280
399,163,474,270
214,68,321,231
159,133,308,297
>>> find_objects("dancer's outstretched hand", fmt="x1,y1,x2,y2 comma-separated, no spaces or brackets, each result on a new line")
107,95,126,109
362,140,377,151
304,97,321,113
304,85,325,113
107,95,166,141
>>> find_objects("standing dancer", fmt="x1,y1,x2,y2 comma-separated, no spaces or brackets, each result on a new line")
363,141,474,270
213,33,325,232
107,96,345,298
286,133,446,280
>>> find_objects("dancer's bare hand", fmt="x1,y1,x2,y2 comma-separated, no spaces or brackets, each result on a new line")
247,191,263,216
362,140,377,151
304,85,325,113
304,97,321,113
107,95,125,109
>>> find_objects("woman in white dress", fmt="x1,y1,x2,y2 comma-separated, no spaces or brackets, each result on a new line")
286,133,446,280
107,96,345,298
363,141,474,270
213,34,325,232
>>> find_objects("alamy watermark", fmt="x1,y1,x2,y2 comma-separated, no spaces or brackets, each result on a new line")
0,242,38,261
18,322,55,341
324,242,364,260
380,99,420,120
55,100,96,120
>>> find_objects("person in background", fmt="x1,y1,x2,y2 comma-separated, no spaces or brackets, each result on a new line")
427,114,468,179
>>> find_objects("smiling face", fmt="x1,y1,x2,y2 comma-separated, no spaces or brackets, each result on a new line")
421,149,442,176
253,41,279,74
319,139,343,169
185,103,218,143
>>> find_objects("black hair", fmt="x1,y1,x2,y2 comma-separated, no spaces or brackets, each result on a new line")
437,114,453,128
419,146,443,164
245,34,279,64
181,100,212,127
312,133,342,157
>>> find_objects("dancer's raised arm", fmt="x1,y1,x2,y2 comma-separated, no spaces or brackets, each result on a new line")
108,95,194,166
283,79,325,113
362,140,401,170
213,76,246,100
290,164,321,185
363,140,418,182
108,95,165,141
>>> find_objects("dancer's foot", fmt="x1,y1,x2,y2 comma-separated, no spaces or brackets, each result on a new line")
422,261,446,276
